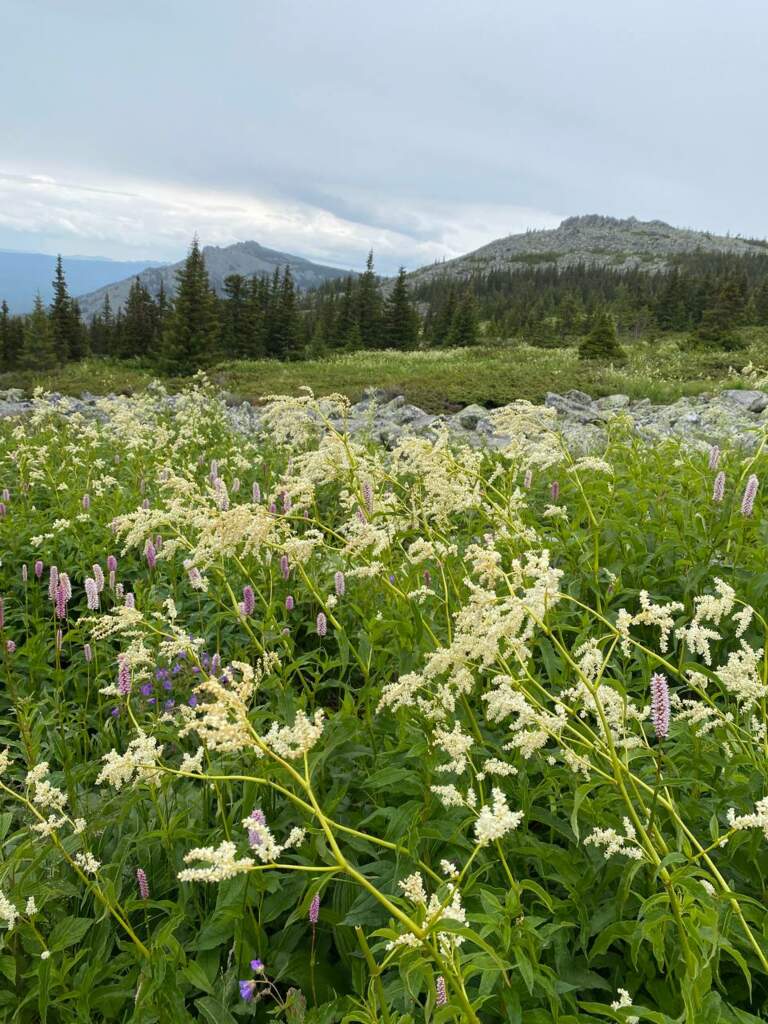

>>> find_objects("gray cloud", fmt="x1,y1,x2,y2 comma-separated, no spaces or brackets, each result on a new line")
2,0,767,272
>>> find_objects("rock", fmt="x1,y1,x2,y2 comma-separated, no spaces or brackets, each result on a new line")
595,394,630,410
545,391,605,425
719,389,768,413
454,404,489,431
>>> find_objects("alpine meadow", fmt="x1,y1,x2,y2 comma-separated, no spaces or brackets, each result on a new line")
6,2,768,1022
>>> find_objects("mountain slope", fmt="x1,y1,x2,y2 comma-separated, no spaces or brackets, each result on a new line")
76,241,355,319
0,251,164,314
407,214,768,286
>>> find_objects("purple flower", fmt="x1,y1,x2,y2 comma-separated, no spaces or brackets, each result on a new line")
84,578,99,611
423,569,431,585
55,581,68,620
708,445,721,471
550,480,560,502
239,979,257,1001
362,480,374,515
82,493,90,511
316,612,327,637
524,469,533,489
309,893,320,924
136,868,149,900
6,640,15,654
285,594,294,611
84,643,92,663
110,706,120,718
107,555,118,573
250,958,264,972
164,699,175,711
142,498,149,510
334,571,345,597
188,694,198,708
48,566,59,601
741,474,759,517
280,554,290,581
650,672,670,740
247,809,266,848
92,564,105,592
269,501,277,514
117,657,131,696
140,683,153,697
125,593,135,609
713,471,725,503
252,482,261,503
282,492,292,513
436,975,447,1006
34,560,43,580
145,539,157,570
242,585,255,616
0,503,7,518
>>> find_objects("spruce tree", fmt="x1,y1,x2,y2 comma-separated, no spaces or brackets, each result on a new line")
383,268,420,349
21,295,57,369
121,278,157,359
0,301,18,369
357,251,382,348
160,239,219,374
692,278,745,349
49,255,81,362
578,311,624,360
447,289,479,346
274,267,299,359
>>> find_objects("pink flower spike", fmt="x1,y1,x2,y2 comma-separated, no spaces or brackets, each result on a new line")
650,672,670,740
741,474,759,517
713,471,725,504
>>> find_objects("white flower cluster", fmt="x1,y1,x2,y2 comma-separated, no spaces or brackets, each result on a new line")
96,732,164,790
584,818,644,860
178,841,255,883
263,709,325,760
727,796,768,840
241,810,306,863
474,788,524,846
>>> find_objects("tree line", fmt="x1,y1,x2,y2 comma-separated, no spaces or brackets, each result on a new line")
3,241,768,373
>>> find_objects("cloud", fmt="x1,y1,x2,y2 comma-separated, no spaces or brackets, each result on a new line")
0,168,561,274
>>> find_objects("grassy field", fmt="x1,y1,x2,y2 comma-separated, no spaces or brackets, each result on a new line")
2,331,768,411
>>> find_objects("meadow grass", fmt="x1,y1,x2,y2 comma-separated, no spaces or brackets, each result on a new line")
0,384,766,1021
2,329,768,412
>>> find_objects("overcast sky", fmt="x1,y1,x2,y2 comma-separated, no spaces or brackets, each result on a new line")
2,0,767,274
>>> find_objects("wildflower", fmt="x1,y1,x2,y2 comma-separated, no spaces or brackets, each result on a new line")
178,841,255,882
550,480,560,502
34,560,43,579
282,492,292,513
713,471,725,503
242,585,255,616
92,564,105,592
136,868,149,900
21,564,27,583
84,578,100,611
117,657,131,696
316,612,327,637
252,481,261,503
741,474,759,517
145,539,157,569
82,494,90,511
251,958,264,971
309,893,320,924
125,593,135,609
84,643,92,663
74,852,101,874
106,555,118,572
436,975,447,1006
708,445,720,470
362,479,374,514
239,980,257,1001
5,641,15,654
474,788,524,845
40,951,50,960
0,892,18,929
285,595,294,611
56,629,62,651
280,554,290,580
650,672,670,739
523,468,533,488
334,571,345,597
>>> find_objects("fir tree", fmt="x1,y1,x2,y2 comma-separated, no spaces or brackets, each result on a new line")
578,310,624,360
0,300,18,369
21,295,57,369
383,268,420,349
692,278,745,349
121,278,157,359
49,255,81,362
273,267,299,359
160,239,219,374
357,251,382,347
447,289,479,346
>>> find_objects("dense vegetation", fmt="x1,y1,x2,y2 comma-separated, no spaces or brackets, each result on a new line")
0,384,767,1021
4,243,768,373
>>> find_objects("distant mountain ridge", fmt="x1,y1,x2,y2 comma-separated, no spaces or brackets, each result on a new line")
406,214,768,286
76,240,355,319
0,250,164,314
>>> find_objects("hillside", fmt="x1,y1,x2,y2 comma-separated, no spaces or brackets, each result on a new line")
76,240,355,319
0,250,163,314
407,214,768,285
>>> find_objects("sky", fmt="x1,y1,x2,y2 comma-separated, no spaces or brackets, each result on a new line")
2,0,768,275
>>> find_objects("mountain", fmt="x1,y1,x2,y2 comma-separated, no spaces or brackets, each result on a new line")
407,214,768,286
76,241,355,319
0,250,164,314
